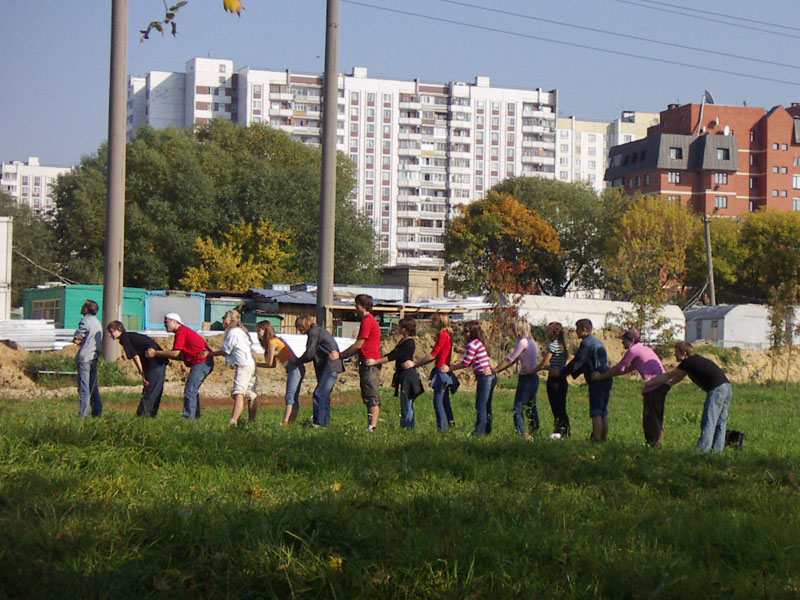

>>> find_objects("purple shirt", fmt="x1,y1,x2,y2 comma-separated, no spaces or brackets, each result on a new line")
617,342,667,393
506,337,539,374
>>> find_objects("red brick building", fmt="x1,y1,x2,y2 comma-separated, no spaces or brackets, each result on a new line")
605,102,800,215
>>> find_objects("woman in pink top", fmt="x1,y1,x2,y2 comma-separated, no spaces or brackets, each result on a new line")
452,320,496,436
494,320,540,437
404,313,456,432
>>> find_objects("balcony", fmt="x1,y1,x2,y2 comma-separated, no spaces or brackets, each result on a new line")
398,146,421,157
399,100,422,110
399,117,422,126
268,108,293,117
270,91,293,101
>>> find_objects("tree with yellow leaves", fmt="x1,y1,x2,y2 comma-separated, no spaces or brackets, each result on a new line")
180,219,297,291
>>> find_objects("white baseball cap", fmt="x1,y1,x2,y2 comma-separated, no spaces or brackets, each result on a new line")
164,312,184,325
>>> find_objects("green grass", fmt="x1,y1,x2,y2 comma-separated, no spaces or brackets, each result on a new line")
1,379,800,599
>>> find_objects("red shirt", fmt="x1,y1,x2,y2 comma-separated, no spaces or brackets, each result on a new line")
172,325,210,366
358,313,382,360
431,329,452,368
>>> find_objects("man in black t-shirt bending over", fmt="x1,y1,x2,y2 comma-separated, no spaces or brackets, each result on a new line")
647,341,732,453
107,321,169,417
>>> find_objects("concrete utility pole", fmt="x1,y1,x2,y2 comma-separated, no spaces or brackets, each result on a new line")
703,214,716,306
315,0,340,329
102,0,128,359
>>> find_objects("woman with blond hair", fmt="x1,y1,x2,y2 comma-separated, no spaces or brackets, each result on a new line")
494,319,540,437
207,310,258,425
257,320,305,426
404,312,456,432
452,320,497,436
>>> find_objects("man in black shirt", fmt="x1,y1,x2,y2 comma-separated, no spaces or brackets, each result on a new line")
646,341,732,452
107,321,168,417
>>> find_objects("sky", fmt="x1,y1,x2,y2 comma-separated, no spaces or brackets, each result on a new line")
2,0,799,167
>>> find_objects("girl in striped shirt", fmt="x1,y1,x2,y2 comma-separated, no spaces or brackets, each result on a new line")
452,320,497,436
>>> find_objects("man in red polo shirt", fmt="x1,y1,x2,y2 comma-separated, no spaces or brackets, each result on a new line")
332,294,382,430
146,312,214,419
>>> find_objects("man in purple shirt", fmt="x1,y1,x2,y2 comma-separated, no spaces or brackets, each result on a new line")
591,329,670,447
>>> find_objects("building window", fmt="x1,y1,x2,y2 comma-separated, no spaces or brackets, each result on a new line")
560,171,569,180
750,155,755,166
772,189,779,197
560,144,569,152
716,148,730,160
636,176,641,187
773,143,779,150
669,147,683,160
781,190,788,197
750,177,756,189
715,196,728,209
588,160,596,169
668,171,680,183
750,131,755,142
714,172,728,184
219,64,227,73
772,166,779,173
794,198,800,211
781,144,788,151
781,167,788,174
644,174,650,185
560,130,569,138
667,195,679,202
588,133,597,143
793,175,800,189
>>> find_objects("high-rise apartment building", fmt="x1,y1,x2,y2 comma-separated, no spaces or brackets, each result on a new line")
128,58,558,267
0,157,71,218
555,111,659,193
605,102,800,215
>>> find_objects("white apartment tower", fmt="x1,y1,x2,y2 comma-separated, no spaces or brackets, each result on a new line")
0,157,72,218
128,58,558,267
555,111,659,193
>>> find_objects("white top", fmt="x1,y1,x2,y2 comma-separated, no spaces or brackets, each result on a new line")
221,327,255,366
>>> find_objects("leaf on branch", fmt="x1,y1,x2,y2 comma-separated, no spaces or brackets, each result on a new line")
223,0,245,16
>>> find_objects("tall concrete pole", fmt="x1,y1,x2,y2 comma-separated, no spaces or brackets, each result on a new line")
703,214,716,306
316,0,340,329
102,0,128,359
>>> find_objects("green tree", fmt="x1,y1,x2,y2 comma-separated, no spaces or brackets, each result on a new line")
54,121,380,290
602,195,698,336
738,210,800,303
685,217,747,303
445,191,560,295
493,177,605,295
0,193,61,306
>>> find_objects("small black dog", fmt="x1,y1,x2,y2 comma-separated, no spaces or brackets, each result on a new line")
725,429,745,450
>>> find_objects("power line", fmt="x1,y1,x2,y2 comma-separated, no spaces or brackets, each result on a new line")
612,0,800,40
633,0,800,34
342,0,800,87
436,0,800,71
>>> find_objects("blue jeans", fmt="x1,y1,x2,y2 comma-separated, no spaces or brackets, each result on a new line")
473,373,497,436
696,382,732,453
400,389,415,430
431,369,454,432
513,373,540,436
77,359,102,417
183,357,214,419
285,362,306,409
313,369,339,426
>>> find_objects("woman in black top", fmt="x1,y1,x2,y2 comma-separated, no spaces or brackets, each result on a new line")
366,316,423,429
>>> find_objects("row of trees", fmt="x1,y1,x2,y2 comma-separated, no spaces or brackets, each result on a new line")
1,120,382,303
445,177,800,333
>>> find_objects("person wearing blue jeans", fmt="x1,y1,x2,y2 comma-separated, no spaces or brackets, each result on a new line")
183,357,214,419
473,372,498,435
293,314,344,427
493,322,541,437
73,300,103,418
258,320,306,426
647,341,733,453
430,369,455,432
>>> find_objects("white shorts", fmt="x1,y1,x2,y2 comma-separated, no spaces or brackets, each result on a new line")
232,363,258,400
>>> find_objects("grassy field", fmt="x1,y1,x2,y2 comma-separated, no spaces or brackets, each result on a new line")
1,378,800,599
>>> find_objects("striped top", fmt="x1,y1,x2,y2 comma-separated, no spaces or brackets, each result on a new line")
461,338,492,375
547,340,567,368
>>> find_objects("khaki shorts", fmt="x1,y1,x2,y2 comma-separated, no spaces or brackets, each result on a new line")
359,363,381,407
232,363,258,400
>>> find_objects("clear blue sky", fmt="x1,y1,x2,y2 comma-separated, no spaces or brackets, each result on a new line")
2,0,798,166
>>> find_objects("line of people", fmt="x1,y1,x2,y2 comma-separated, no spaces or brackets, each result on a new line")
77,294,733,452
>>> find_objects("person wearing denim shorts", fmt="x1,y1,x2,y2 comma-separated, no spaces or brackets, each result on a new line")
647,341,732,453
557,319,612,442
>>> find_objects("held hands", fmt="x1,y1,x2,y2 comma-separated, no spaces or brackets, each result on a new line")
589,371,602,381
145,348,156,359
329,350,340,361
401,360,415,370
198,349,210,360
365,358,377,366
548,366,560,377
142,377,150,386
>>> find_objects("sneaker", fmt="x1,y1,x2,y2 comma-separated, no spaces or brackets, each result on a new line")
279,420,290,427
367,425,376,432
